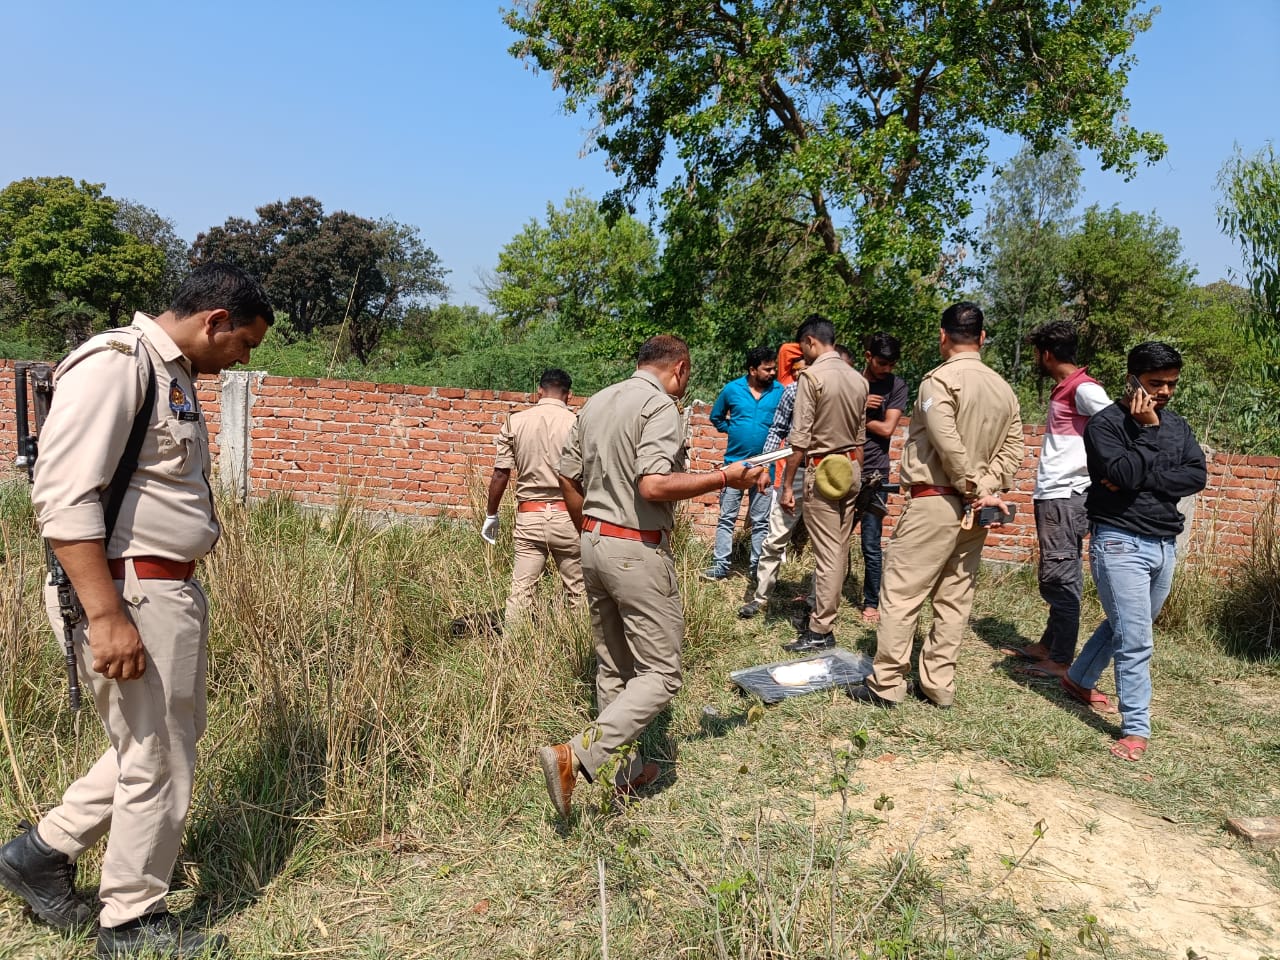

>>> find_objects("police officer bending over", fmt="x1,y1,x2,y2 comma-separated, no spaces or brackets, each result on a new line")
0,263,272,958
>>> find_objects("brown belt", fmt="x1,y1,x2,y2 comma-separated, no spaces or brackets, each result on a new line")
582,516,663,545
108,557,196,581
909,484,961,499
809,451,856,466
517,500,568,513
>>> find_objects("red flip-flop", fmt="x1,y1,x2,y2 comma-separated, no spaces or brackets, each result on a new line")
1059,675,1118,714
1109,736,1148,762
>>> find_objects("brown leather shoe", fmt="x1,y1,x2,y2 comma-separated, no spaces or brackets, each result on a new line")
617,762,661,799
538,744,578,818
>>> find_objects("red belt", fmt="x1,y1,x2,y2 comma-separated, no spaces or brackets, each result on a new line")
809,451,856,466
518,500,568,513
582,516,663,545
910,484,961,499
108,557,196,581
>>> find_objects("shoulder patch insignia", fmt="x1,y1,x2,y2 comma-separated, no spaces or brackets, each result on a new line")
105,339,135,355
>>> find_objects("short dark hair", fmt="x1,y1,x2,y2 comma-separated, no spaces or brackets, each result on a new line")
835,343,854,363
1127,341,1183,376
746,346,774,370
636,334,690,366
864,332,901,362
539,368,572,393
940,301,983,345
1026,321,1079,365
795,314,835,346
171,262,274,328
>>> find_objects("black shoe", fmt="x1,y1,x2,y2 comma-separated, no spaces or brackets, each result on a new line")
737,601,763,619
0,822,98,931
912,686,953,710
782,629,835,653
847,682,897,708
96,912,230,959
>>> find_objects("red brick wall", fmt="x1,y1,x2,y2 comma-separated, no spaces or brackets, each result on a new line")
3,360,1276,569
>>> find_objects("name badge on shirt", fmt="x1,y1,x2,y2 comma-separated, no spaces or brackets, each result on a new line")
169,379,199,422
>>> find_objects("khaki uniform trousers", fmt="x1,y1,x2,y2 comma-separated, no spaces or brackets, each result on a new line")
571,530,683,786
869,495,988,706
749,469,805,607
36,567,208,928
505,509,585,625
803,467,859,635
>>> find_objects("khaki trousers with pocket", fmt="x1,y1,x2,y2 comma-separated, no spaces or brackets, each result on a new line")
36,565,208,928
750,469,805,607
802,465,860,635
505,509,585,625
869,495,988,706
571,530,683,786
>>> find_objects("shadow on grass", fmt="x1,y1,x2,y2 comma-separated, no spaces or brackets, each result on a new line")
182,712,327,926
978,617,1122,739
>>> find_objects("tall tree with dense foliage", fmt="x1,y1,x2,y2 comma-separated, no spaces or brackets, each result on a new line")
1061,205,1193,387
1218,143,1280,377
485,191,658,341
0,177,167,343
506,0,1165,329
192,198,448,362
980,140,1081,380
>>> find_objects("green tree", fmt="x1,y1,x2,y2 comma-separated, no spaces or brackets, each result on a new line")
0,177,166,344
506,0,1165,325
1061,205,1194,388
114,199,190,306
192,198,448,362
484,191,658,342
1218,143,1280,377
980,140,1081,381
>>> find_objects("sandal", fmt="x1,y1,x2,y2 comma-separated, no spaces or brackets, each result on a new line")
998,644,1040,662
1059,675,1119,714
1109,736,1148,762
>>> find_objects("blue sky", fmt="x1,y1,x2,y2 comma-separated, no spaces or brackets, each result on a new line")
1,2,1275,307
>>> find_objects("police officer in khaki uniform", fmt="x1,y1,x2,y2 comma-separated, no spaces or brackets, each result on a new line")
482,369,584,626
0,264,272,958
778,317,868,652
851,302,1023,709
537,336,762,817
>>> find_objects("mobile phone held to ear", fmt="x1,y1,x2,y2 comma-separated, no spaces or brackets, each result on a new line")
1125,374,1149,402
976,503,1017,527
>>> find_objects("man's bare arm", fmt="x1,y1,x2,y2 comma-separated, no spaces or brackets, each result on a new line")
485,468,511,516
637,460,763,502
559,475,585,531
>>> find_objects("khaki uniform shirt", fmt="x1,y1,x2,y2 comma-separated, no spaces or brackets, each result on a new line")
899,352,1024,498
557,369,689,531
788,351,868,458
32,313,219,562
495,397,577,502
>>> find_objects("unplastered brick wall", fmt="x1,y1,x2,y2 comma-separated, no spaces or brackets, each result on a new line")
2,360,1276,569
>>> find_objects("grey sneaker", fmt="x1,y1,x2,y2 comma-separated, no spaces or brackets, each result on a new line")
96,912,231,958
737,601,763,619
0,822,98,931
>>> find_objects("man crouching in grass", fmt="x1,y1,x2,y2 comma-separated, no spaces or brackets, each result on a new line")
1060,342,1206,762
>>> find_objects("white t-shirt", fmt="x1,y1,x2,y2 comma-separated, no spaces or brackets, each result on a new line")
1034,368,1111,500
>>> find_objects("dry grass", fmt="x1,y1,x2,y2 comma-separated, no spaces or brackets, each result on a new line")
1,480,1278,959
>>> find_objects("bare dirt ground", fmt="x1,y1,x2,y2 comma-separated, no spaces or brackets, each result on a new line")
816,750,1280,959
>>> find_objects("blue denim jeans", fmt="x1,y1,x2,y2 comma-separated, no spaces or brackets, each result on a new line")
857,489,888,608
711,484,772,572
1067,523,1176,738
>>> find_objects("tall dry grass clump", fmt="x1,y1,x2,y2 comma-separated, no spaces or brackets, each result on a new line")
1214,493,1280,660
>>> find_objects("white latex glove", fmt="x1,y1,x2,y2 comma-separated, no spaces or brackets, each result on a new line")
480,515,500,544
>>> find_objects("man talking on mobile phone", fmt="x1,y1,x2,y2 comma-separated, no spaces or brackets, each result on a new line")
1059,342,1206,763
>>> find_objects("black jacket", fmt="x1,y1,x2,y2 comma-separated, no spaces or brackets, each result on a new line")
1083,402,1207,538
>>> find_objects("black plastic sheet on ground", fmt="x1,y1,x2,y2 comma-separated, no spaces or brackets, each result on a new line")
730,648,873,704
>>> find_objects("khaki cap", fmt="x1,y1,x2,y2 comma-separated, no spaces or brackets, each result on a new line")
815,455,854,500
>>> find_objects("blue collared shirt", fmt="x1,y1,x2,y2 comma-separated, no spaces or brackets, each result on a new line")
709,376,784,463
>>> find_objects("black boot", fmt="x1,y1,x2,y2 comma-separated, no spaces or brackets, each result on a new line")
96,912,231,958
0,821,98,931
